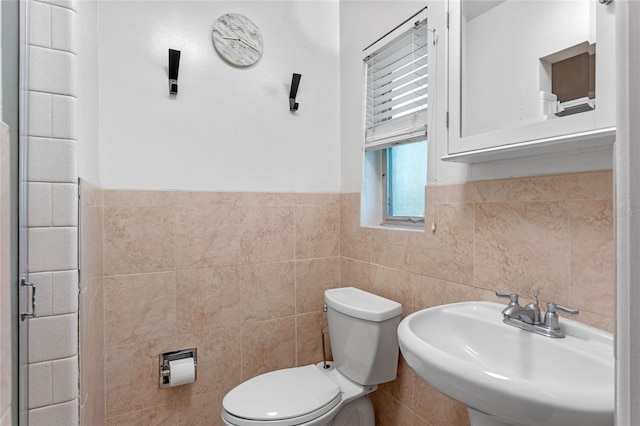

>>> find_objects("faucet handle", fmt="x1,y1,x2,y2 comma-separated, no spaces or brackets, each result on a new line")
546,302,579,316
495,291,520,305
543,302,579,331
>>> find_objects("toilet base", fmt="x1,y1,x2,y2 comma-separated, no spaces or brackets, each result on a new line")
329,395,375,426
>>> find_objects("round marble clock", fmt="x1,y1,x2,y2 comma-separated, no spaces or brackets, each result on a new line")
212,13,264,67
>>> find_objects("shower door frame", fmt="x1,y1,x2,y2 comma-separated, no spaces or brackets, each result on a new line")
17,0,30,423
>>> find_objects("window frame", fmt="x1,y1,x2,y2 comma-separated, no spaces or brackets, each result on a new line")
360,7,429,228
381,142,427,227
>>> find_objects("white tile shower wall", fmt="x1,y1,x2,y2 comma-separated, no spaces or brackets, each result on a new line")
27,0,79,423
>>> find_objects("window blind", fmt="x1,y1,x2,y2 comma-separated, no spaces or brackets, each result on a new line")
364,10,428,151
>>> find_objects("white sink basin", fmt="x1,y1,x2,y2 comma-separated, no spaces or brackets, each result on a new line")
398,301,614,426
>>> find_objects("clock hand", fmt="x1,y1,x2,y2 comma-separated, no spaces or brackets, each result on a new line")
222,35,261,53
237,37,261,53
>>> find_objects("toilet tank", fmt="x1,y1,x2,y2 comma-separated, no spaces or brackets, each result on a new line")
324,287,402,386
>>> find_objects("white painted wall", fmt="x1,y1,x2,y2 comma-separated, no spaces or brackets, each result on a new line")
339,0,446,192
615,1,640,422
97,0,340,192
339,0,612,190
340,0,475,190
77,0,100,185
94,0,612,193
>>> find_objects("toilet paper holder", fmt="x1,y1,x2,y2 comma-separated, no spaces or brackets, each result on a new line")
159,348,197,388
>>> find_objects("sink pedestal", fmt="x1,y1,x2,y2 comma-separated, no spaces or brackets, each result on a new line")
468,408,516,426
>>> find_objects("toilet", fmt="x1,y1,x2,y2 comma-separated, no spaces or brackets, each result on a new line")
221,287,403,426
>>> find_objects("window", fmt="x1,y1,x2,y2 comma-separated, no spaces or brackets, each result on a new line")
385,140,427,219
362,8,428,226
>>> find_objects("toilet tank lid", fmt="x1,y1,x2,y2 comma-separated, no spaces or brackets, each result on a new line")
325,287,402,322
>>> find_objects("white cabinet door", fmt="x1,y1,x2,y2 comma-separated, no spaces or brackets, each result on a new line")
445,0,615,163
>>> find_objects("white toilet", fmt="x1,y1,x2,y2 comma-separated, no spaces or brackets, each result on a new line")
221,287,403,426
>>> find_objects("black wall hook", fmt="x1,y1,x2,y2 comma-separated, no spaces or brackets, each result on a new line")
289,73,301,111
169,49,181,95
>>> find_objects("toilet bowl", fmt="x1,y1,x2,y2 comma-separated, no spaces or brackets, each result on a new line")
221,287,402,426
221,362,375,426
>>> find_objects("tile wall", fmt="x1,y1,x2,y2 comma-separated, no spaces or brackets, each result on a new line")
101,191,340,425
99,170,613,426
78,179,104,425
341,170,615,425
26,0,79,423
20,1,616,424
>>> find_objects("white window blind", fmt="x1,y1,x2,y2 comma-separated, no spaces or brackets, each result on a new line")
364,9,428,151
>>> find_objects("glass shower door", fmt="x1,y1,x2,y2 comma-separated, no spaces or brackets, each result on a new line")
2,0,32,423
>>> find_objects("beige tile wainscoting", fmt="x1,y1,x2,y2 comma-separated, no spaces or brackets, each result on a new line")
97,170,613,426
101,191,340,425
79,179,105,425
342,170,614,425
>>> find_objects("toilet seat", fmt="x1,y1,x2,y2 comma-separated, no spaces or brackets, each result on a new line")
222,365,342,426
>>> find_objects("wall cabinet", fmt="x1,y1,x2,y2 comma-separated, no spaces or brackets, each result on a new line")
443,0,615,163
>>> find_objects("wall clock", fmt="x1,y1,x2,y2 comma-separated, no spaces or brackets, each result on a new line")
212,13,264,67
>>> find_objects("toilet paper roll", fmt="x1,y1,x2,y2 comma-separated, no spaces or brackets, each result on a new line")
168,358,196,387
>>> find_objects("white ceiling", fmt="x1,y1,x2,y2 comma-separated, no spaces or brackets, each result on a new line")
463,0,506,21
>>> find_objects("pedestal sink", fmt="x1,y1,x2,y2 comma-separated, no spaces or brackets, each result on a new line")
397,301,613,426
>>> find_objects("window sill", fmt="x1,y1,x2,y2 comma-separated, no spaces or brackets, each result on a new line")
361,224,425,233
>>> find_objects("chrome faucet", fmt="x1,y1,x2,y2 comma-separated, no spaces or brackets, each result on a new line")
495,291,579,338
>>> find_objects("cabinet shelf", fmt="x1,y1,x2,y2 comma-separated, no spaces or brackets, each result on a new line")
441,127,615,164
